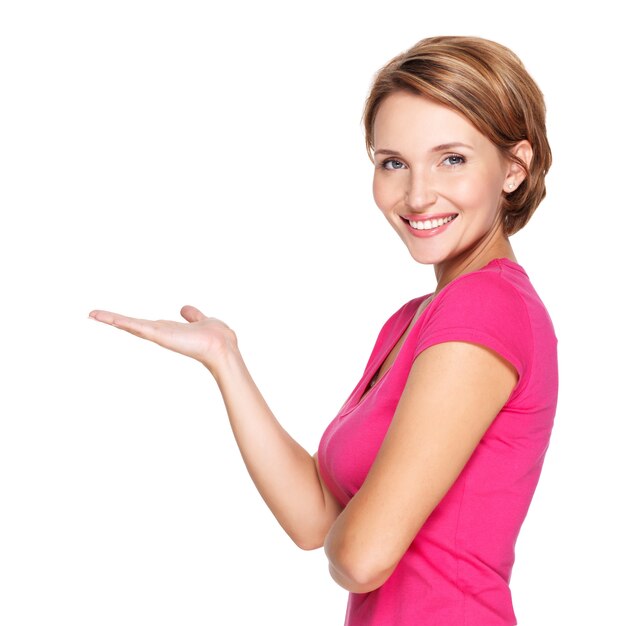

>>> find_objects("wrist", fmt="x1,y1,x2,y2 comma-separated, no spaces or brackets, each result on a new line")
201,332,242,379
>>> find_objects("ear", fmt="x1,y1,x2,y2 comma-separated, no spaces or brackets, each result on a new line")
503,140,533,193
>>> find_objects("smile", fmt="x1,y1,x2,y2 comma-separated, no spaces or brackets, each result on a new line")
404,214,457,231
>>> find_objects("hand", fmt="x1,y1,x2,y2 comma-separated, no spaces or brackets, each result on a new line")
88,305,238,372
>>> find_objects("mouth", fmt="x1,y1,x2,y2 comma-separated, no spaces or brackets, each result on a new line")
402,214,458,231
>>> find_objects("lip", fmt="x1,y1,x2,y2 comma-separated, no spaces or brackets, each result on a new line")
402,213,458,238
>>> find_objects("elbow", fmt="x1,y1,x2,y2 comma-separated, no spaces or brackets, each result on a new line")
290,525,328,551
285,509,338,551
325,541,394,593
292,534,324,551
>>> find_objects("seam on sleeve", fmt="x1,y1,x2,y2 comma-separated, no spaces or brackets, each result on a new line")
414,328,524,385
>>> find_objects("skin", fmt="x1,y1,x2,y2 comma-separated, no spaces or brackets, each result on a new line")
89,90,534,594
371,90,532,288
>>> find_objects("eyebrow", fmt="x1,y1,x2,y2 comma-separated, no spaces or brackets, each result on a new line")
374,142,473,156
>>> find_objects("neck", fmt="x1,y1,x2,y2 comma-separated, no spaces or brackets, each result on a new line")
433,228,516,295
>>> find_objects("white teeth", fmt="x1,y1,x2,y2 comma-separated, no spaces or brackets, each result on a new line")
408,215,455,230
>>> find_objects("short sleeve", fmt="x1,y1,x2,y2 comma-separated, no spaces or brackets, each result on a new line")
413,272,533,385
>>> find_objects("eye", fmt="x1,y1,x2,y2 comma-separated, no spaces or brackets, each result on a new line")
442,154,465,167
381,158,406,170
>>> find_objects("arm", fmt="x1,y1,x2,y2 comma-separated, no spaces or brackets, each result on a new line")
88,305,343,550
211,347,343,549
323,340,518,593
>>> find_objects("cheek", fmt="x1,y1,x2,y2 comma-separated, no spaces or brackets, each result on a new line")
451,173,502,212
372,174,398,211
372,176,386,210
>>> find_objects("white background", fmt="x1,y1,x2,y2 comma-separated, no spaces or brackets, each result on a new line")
1,1,624,624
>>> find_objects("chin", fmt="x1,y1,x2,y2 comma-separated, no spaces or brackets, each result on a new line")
405,246,450,266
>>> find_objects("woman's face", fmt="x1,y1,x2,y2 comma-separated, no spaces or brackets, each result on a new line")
372,91,515,268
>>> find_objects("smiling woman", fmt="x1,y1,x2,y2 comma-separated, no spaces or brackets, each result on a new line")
363,35,552,238
370,92,533,267
89,35,558,626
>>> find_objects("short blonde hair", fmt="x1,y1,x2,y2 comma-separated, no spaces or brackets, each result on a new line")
363,36,552,235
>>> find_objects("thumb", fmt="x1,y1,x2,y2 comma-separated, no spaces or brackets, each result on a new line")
180,305,207,323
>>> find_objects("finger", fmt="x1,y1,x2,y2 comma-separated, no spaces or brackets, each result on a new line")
89,309,125,325
180,305,206,323
88,310,159,341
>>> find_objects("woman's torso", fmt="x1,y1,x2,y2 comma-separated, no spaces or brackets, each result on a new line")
317,258,558,626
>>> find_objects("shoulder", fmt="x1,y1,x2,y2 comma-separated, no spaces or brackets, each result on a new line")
434,261,530,316
414,261,535,381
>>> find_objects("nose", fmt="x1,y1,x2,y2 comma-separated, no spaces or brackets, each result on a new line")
405,167,437,212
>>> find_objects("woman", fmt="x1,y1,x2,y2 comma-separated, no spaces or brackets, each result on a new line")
89,36,558,626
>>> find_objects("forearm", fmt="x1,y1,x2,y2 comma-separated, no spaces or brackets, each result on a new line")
210,347,333,550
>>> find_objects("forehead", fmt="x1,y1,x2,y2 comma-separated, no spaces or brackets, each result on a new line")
373,91,489,150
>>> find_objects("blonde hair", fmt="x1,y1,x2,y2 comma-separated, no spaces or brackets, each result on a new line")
363,36,552,235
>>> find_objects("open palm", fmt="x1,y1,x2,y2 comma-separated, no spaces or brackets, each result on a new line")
88,305,236,370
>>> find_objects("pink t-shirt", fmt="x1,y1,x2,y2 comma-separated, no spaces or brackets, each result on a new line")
317,258,558,626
